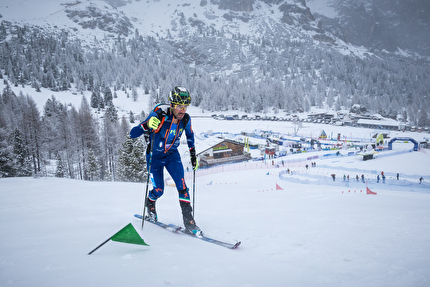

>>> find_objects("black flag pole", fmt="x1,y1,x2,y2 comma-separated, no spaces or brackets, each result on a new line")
88,237,111,255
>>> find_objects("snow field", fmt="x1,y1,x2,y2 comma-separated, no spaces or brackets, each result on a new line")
1,150,430,287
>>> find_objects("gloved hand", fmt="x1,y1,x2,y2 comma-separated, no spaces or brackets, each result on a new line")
190,147,198,171
148,117,161,130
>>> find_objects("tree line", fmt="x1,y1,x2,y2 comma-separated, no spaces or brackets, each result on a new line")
0,83,147,181
1,21,429,123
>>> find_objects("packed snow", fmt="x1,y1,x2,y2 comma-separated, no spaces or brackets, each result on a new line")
1,109,430,286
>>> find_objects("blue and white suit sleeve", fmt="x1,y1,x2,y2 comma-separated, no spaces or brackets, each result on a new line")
129,111,157,138
185,118,195,149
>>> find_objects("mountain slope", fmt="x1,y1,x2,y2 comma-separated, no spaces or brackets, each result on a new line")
1,0,429,125
308,0,430,56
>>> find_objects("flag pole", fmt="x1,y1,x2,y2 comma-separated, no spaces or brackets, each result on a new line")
88,223,148,255
88,237,111,255
192,168,196,218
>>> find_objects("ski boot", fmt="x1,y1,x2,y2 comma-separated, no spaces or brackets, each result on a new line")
145,198,157,222
180,201,202,236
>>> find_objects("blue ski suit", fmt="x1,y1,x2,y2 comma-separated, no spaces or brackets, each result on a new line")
130,105,195,203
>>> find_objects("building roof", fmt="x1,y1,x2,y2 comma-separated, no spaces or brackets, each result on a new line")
197,138,244,155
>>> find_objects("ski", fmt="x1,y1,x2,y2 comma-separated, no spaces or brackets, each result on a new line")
134,214,241,249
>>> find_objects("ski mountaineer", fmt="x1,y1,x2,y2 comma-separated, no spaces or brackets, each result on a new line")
129,86,200,235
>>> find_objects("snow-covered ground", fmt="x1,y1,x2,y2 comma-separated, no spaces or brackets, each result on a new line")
1,1,429,284
1,114,430,287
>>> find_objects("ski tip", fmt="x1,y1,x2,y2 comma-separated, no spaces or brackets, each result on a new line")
232,241,241,249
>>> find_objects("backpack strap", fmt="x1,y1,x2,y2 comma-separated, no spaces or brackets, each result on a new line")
181,113,190,129
152,104,169,133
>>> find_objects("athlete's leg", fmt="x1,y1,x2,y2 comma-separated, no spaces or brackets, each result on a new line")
146,154,166,200
165,151,200,233
165,151,188,200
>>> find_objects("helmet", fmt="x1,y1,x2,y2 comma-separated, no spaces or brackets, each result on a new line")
169,86,191,105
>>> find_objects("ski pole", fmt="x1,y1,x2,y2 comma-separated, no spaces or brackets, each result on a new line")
192,168,196,218
141,132,155,229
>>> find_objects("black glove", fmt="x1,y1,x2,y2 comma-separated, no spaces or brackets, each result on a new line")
190,147,198,171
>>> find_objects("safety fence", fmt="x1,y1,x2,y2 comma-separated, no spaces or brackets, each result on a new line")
278,170,430,192
172,148,429,192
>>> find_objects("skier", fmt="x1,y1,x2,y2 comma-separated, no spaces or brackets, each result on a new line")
130,86,200,235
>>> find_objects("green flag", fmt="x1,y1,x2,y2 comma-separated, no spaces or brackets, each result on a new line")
111,223,149,246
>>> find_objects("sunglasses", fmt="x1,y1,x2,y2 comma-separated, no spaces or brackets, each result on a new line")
173,104,188,110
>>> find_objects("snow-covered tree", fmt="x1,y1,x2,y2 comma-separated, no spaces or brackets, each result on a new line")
116,136,146,182
86,148,99,181
12,128,32,176
0,125,14,178
55,153,65,178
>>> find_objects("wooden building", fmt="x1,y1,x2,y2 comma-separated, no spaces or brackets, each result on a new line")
198,139,251,167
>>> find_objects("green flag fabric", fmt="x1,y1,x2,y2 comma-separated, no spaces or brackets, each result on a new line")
111,223,149,246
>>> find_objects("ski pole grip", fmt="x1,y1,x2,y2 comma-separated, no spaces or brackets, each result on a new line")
154,115,167,133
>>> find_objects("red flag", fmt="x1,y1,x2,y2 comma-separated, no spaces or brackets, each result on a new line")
367,187,377,195
276,183,283,190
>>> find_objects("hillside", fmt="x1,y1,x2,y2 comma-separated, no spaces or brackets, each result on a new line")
1,0,429,117
1,144,429,286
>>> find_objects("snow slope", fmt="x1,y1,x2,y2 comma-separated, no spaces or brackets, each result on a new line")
306,0,338,18
1,116,430,287
0,0,289,39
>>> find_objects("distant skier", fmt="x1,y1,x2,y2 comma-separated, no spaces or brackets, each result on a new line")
331,174,336,181
130,86,200,235
419,177,424,184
